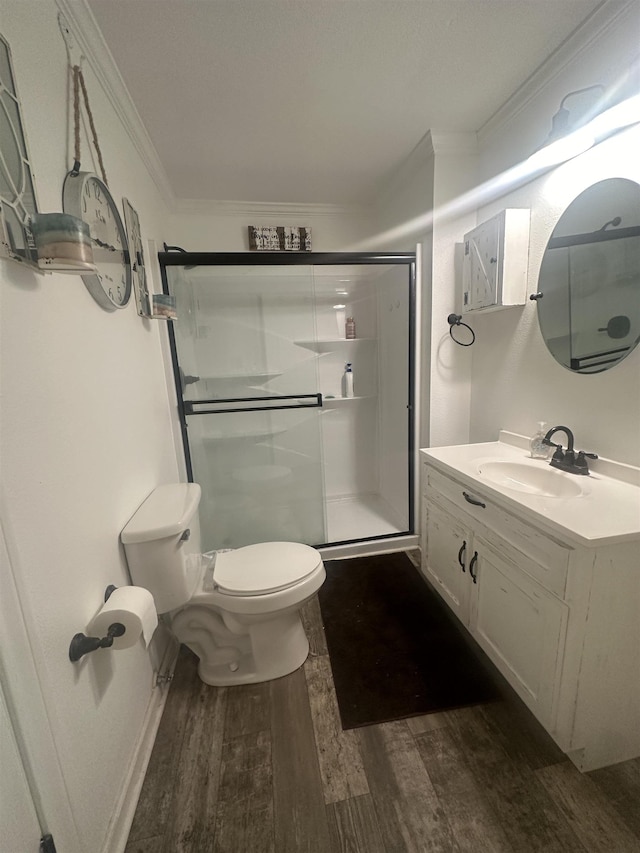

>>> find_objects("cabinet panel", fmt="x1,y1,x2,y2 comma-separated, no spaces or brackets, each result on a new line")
422,502,471,624
471,539,568,727
425,465,571,597
463,213,501,310
462,208,530,312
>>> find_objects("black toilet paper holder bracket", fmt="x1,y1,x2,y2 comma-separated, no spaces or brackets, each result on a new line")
68,585,125,662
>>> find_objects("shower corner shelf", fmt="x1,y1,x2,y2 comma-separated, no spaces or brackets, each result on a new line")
322,395,376,405
205,372,282,384
294,338,375,352
203,427,287,442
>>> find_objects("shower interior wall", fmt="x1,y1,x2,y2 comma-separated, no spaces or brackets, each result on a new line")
315,264,410,544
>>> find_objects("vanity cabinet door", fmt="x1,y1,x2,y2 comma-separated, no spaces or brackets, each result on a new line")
422,502,472,625
470,538,569,728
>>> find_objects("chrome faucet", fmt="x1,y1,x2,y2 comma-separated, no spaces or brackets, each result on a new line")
542,425,598,475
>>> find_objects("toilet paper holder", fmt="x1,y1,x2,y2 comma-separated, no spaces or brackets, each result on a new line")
69,585,125,662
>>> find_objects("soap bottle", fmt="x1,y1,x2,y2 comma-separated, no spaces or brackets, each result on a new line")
345,317,356,339
343,363,354,398
530,421,550,459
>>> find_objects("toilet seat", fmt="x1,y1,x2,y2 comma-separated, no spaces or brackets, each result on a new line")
213,541,322,596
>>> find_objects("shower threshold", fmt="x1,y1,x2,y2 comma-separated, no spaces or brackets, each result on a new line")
325,493,407,544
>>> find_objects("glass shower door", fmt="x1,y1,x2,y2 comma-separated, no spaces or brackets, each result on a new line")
166,264,326,550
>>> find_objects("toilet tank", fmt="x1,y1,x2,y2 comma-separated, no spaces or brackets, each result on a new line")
121,483,202,613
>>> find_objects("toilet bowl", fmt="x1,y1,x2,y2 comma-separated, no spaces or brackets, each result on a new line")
121,483,325,686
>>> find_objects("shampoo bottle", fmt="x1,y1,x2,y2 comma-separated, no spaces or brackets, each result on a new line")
343,363,354,398
345,317,356,339
529,421,550,459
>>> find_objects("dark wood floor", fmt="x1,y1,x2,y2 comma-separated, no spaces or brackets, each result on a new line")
125,554,640,853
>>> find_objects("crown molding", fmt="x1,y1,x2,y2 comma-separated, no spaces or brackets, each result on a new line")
478,0,638,145
55,0,176,209
173,198,370,218
429,131,479,155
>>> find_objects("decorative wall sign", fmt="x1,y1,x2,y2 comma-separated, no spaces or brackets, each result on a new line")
0,34,40,268
123,198,151,317
248,226,312,251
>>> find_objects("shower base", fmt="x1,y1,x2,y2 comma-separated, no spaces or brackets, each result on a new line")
326,493,406,543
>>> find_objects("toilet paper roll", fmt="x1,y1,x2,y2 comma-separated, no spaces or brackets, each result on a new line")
89,586,158,650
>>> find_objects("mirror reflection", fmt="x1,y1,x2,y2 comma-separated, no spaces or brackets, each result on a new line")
536,178,640,373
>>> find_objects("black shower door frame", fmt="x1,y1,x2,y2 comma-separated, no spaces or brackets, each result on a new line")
159,250,417,547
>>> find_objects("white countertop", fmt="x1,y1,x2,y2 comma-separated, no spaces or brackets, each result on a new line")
421,433,640,548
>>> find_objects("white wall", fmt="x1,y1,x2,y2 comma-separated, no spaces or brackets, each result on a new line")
428,133,479,448
468,2,640,465
370,132,479,450
370,135,436,452
168,200,374,252
0,2,179,850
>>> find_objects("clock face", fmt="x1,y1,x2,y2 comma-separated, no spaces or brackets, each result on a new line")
63,172,132,311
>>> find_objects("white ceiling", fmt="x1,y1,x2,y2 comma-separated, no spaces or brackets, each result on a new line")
87,0,605,205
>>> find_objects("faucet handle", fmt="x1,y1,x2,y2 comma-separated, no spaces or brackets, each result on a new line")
551,444,565,463
575,450,598,474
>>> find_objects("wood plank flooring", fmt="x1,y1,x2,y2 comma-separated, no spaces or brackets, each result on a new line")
126,555,640,853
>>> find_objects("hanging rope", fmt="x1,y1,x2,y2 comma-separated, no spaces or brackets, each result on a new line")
71,64,108,185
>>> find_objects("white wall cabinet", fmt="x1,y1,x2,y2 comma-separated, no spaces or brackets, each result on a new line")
462,208,530,312
421,453,640,771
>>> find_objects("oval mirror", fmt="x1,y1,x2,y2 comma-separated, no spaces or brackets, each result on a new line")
536,177,640,373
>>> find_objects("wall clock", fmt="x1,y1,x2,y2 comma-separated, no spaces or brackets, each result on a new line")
123,198,151,317
62,171,132,311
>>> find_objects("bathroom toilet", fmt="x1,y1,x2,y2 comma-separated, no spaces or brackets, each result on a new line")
121,482,325,686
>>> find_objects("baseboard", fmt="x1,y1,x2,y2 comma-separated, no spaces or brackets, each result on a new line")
101,641,179,853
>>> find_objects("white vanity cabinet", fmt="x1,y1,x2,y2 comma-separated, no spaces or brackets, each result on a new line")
420,450,640,772
422,470,569,731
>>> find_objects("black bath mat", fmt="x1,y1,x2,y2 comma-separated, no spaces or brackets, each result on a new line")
318,552,500,730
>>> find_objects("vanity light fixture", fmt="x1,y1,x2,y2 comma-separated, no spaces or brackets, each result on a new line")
529,87,640,171
545,85,606,144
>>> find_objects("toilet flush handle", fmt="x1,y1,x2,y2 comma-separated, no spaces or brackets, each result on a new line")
180,529,191,542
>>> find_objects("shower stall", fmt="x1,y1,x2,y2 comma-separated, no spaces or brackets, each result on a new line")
159,251,418,553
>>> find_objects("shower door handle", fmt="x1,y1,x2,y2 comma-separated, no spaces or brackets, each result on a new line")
184,393,323,415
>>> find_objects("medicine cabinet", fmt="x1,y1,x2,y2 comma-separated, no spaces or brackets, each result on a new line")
462,208,530,313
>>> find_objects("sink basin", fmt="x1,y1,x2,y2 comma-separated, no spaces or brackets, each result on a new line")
477,461,585,498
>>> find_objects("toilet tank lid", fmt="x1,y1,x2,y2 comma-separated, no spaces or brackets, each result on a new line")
121,483,201,544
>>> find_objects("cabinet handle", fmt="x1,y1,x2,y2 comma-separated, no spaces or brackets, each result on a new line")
469,552,478,584
457,541,466,572
463,491,486,508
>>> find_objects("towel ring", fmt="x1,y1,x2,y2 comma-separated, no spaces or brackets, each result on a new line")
447,314,475,346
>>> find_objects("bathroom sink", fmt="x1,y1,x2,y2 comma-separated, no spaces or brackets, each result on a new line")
477,461,585,498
